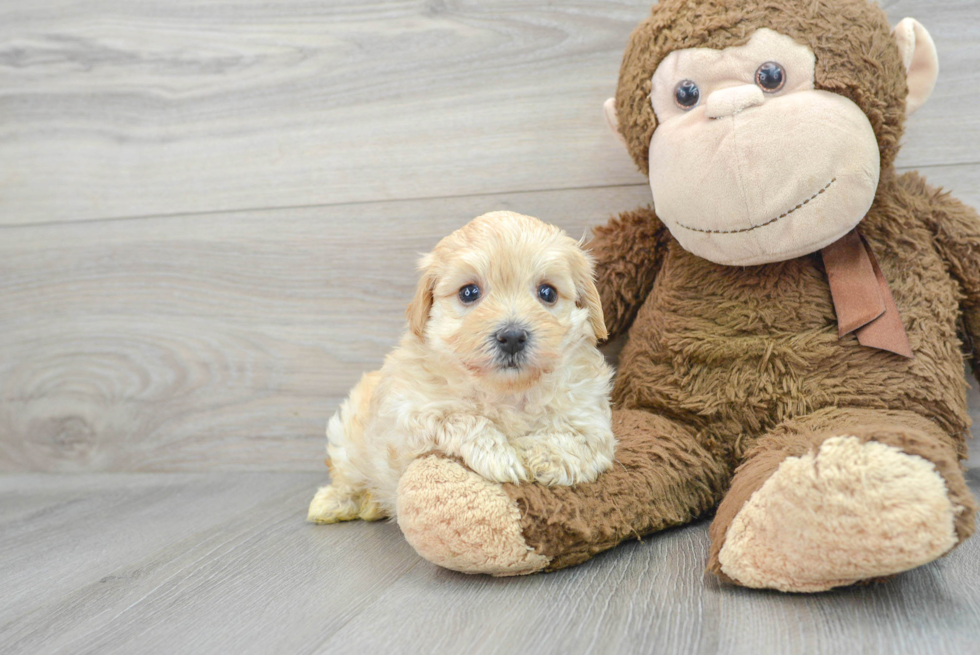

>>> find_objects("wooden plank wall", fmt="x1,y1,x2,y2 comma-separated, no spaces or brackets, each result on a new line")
2,0,978,472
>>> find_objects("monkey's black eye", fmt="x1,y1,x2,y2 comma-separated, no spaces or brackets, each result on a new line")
458,284,481,304
538,284,558,304
755,62,786,92
673,79,700,109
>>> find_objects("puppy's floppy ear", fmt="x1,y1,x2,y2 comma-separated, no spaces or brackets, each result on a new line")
570,248,608,342
407,254,437,340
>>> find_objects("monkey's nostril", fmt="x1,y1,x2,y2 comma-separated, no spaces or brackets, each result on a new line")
495,327,528,355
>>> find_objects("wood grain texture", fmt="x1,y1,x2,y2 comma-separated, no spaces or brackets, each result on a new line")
0,471,978,655
0,0,977,225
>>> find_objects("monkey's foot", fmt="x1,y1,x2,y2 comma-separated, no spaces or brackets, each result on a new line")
717,436,959,592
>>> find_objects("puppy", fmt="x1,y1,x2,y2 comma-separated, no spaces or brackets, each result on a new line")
308,211,615,523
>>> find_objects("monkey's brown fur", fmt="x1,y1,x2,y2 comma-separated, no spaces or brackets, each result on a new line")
398,0,979,587
503,170,979,573
511,0,978,573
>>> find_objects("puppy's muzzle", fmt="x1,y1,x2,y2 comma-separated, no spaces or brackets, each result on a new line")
494,325,528,356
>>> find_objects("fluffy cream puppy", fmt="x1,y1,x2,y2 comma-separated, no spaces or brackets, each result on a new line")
308,211,615,523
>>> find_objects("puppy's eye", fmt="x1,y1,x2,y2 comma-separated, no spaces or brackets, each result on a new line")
458,283,481,304
755,62,786,92
674,79,700,109
537,284,558,304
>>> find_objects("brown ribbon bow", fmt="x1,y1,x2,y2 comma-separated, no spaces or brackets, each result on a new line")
820,230,913,358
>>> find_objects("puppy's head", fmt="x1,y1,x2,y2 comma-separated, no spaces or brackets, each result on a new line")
407,211,606,390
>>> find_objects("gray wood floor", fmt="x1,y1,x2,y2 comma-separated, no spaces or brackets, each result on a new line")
2,470,979,655
2,0,980,653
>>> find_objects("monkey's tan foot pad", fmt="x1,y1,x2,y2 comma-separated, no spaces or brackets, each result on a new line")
396,455,550,576
718,436,959,592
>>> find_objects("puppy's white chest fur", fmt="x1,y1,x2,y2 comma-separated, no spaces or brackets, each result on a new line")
485,396,534,434
468,389,539,434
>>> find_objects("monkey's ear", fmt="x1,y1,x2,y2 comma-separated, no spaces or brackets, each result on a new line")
893,18,939,116
603,98,627,147
406,255,437,341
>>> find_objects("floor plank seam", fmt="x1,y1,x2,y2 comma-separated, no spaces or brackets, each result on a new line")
0,182,653,230
3,160,976,232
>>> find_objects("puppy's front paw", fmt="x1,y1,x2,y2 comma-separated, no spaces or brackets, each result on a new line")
521,444,579,486
460,441,529,485
518,441,612,486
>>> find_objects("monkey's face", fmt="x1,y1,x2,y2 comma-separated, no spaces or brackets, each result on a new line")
646,28,880,266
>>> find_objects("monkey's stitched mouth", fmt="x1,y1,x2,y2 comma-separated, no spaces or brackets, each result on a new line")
675,178,836,235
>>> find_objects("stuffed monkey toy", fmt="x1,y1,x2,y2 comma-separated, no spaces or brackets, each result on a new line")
393,0,980,592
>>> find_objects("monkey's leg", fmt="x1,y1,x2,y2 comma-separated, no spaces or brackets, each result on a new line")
708,408,977,593
396,409,729,576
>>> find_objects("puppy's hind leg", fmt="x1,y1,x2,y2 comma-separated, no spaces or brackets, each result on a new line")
308,484,361,524
308,372,388,524
308,481,385,523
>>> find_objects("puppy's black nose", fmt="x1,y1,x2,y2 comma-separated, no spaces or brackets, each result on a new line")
495,327,528,355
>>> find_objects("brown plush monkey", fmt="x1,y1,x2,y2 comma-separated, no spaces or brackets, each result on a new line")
394,0,980,592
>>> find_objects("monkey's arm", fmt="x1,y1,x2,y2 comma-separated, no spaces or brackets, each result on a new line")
917,176,980,378
588,205,668,340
